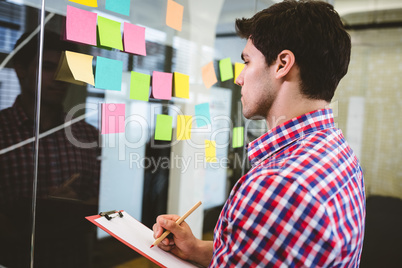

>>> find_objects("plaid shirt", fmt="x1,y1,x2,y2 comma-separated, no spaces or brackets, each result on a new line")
211,109,365,267
0,97,101,206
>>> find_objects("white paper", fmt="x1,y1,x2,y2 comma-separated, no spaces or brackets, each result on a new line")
94,211,198,268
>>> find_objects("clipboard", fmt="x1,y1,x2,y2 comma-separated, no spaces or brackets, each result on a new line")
86,210,198,268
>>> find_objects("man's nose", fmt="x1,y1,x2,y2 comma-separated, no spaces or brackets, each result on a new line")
235,71,244,86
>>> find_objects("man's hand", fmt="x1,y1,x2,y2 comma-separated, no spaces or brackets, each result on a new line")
152,214,214,267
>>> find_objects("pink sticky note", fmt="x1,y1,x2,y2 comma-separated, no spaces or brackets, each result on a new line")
66,5,97,46
101,103,125,134
123,22,146,56
152,71,172,100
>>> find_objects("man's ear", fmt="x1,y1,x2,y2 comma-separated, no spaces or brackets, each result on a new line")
274,50,296,79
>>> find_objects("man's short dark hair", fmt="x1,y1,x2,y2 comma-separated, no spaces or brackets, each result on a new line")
13,30,78,67
235,0,351,102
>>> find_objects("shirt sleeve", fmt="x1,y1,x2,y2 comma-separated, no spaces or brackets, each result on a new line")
212,173,339,267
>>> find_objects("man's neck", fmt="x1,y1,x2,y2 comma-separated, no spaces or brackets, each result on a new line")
265,85,330,129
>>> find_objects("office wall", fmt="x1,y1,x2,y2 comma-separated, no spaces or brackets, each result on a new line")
335,18,402,200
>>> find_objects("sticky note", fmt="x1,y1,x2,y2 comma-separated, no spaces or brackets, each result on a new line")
202,61,217,89
101,103,125,134
97,16,123,50
219,57,234,82
232,127,244,148
66,5,97,46
130,71,150,101
177,115,192,140
234,62,245,84
95,56,123,91
173,72,189,99
123,22,146,56
105,0,130,16
69,0,97,7
152,71,172,100
166,0,183,31
55,51,94,86
205,140,217,163
155,114,173,141
195,103,211,127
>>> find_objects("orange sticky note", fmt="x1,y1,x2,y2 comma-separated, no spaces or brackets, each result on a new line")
173,72,189,99
202,61,217,89
166,0,183,31
205,140,217,163
234,62,245,84
69,0,98,7
66,5,97,46
177,115,192,140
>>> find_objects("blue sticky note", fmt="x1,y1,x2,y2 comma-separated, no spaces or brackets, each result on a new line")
195,103,211,127
105,0,131,16
95,56,123,91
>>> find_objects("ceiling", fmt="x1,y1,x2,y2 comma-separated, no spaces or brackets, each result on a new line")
216,0,402,34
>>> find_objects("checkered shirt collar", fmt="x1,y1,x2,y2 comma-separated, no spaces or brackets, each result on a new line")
247,109,335,167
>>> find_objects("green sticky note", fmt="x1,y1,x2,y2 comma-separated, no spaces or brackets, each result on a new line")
105,0,130,16
232,127,244,148
97,16,123,50
155,114,173,141
130,71,150,101
219,57,234,82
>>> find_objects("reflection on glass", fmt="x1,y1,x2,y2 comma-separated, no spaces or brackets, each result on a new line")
0,30,101,267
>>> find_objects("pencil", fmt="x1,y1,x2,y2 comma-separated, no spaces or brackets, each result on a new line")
62,173,80,188
150,201,202,248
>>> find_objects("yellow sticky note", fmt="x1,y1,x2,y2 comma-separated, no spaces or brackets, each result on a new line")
55,51,94,86
234,62,245,84
166,0,183,31
173,72,189,99
177,115,192,140
205,140,217,163
69,0,98,7
66,51,94,85
202,61,217,89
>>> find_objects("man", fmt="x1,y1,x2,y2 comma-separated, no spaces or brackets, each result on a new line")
153,0,366,267
0,31,100,267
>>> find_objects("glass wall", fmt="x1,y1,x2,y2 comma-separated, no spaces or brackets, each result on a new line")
0,0,235,267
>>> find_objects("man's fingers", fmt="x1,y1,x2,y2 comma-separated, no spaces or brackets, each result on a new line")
156,215,182,233
152,223,160,239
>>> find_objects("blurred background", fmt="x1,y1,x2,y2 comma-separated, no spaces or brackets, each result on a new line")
0,0,400,267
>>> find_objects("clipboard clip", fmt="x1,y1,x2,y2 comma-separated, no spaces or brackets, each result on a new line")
99,210,124,221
